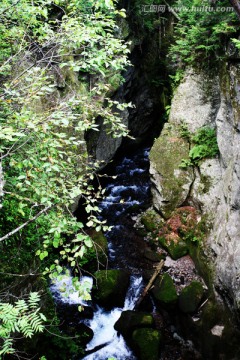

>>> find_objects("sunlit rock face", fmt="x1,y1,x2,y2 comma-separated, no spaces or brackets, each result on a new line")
149,65,240,317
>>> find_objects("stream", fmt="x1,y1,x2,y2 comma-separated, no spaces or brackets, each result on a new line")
51,147,152,359
50,147,199,360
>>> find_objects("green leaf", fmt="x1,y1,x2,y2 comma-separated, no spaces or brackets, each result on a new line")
39,251,48,260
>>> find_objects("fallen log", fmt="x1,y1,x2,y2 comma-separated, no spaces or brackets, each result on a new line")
134,259,165,310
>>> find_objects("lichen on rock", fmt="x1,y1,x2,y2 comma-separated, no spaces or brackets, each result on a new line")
149,124,194,218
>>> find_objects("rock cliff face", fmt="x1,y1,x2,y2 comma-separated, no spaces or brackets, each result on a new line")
149,64,240,318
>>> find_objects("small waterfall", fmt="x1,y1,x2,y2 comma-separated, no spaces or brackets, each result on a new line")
82,276,144,360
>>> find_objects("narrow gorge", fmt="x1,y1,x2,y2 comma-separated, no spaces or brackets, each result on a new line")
1,0,240,359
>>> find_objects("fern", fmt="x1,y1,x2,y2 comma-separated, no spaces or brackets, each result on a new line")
180,126,219,168
0,292,46,356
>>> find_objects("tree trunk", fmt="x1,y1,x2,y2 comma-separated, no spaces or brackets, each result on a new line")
229,0,240,19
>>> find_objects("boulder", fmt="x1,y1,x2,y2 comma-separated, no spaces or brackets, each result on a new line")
114,310,154,339
179,281,204,313
151,273,178,308
149,124,194,218
92,269,130,309
132,328,162,360
159,236,188,260
141,208,164,232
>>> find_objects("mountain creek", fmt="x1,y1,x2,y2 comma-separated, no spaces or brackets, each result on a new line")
50,146,239,360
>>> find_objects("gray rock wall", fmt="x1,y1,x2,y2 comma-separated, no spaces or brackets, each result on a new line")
149,64,240,316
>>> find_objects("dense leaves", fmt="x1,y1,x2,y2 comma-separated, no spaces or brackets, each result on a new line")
0,0,130,355
169,0,239,67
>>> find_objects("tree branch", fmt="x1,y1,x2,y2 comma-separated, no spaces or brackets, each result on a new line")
0,205,51,242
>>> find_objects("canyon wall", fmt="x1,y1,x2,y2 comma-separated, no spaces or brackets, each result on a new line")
149,63,240,318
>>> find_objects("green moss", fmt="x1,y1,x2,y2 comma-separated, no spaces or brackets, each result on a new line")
114,310,154,338
179,281,204,313
151,273,178,307
150,124,193,218
141,208,164,232
159,236,188,260
93,269,130,309
132,328,162,360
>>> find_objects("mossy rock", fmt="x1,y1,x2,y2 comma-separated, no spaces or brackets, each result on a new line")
159,236,188,260
149,124,194,218
151,273,178,308
132,328,162,360
141,208,164,232
179,281,204,313
92,270,130,309
114,310,154,339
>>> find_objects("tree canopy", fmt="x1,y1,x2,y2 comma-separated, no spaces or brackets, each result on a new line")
0,0,130,356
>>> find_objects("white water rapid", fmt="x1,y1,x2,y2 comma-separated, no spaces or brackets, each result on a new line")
82,275,144,360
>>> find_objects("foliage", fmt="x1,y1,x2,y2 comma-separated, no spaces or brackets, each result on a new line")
169,0,238,68
0,292,46,356
0,0,130,355
180,126,219,168
231,37,240,49
169,69,184,92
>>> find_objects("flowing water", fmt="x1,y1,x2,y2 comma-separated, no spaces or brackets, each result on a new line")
51,147,156,359
82,275,144,360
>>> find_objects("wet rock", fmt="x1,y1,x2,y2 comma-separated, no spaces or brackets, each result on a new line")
92,269,130,309
179,281,204,313
114,310,154,339
151,273,178,308
131,328,162,360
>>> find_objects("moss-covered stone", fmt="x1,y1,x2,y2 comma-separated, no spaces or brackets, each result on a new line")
159,236,188,260
141,208,164,232
149,124,194,218
151,273,178,307
132,328,162,360
179,281,204,313
114,310,154,339
92,269,130,309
